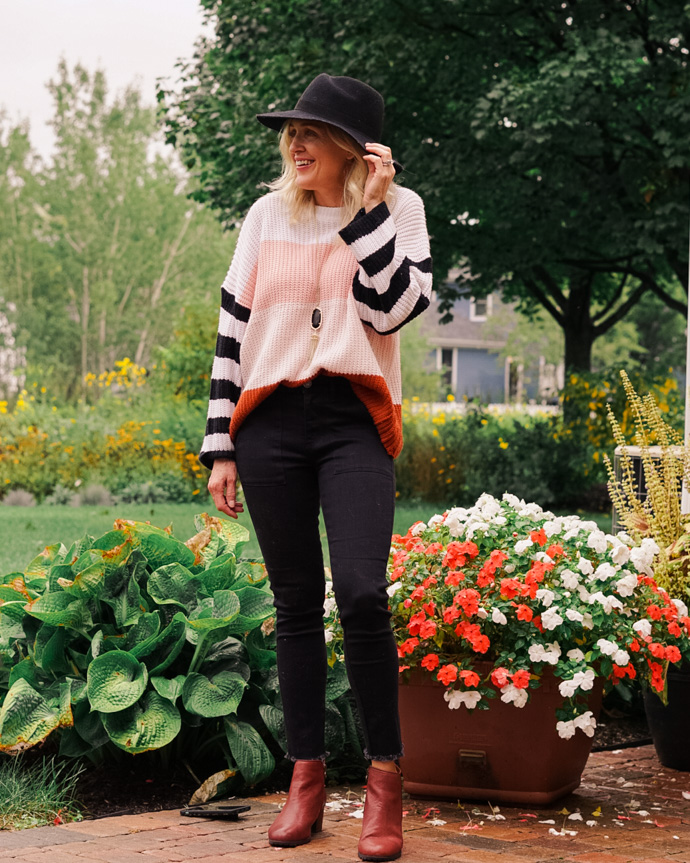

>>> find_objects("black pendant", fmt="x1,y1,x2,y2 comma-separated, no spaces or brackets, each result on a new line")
311,307,322,329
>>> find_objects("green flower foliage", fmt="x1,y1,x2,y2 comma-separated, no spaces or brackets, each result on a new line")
0,514,364,786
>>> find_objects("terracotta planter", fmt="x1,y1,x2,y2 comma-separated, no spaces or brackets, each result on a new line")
399,668,603,805
644,662,690,771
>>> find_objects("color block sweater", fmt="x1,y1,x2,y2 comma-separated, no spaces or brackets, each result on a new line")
198,185,432,469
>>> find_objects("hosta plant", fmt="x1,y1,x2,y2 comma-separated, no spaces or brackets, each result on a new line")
0,515,362,788
388,493,690,737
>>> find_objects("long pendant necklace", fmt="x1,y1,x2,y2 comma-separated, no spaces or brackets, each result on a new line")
309,216,326,362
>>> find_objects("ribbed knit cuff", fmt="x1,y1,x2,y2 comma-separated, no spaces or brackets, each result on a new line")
338,201,390,245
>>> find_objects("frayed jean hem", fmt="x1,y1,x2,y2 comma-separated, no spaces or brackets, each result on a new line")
285,753,328,764
364,747,404,762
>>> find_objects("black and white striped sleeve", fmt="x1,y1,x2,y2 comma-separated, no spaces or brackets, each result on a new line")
198,206,260,469
338,190,433,335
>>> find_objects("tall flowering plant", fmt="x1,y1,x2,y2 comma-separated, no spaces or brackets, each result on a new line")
388,493,690,738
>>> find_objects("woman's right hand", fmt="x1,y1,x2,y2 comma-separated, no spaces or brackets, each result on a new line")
208,458,245,519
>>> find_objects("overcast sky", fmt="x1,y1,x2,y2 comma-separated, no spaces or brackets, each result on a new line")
0,0,208,157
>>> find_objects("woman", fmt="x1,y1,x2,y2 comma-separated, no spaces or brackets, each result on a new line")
199,73,432,862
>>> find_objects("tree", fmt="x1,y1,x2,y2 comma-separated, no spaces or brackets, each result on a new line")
0,63,231,398
159,0,690,374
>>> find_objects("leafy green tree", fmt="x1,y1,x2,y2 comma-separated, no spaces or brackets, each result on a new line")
160,0,689,374
0,64,231,399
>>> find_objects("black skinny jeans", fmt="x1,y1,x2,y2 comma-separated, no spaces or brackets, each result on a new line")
234,375,403,762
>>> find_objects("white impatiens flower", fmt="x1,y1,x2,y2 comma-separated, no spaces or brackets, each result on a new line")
592,562,617,582
615,573,638,597
536,588,556,607
444,689,482,710
567,648,586,662
611,543,631,565
535,551,555,563
557,719,576,739
613,649,630,666
324,595,337,616
566,609,584,623
577,585,591,603
596,638,618,656
324,629,334,643
492,607,508,625
504,563,516,574
558,678,579,698
633,619,652,639
480,498,502,519
492,516,507,525
543,519,564,537
573,710,597,737
561,569,580,590
514,538,534,555
427,514,445,528
582,612,594,630
500,683,529,708
444,507,468,537
587,531,608,554
541,607,564,631
630,538,661,575
410,521,426,536
589,592,624,614
578,558,594,576
558,669,596,698
477,608,488,620
502,492,522,508
387,581,403,597
528,642,561,665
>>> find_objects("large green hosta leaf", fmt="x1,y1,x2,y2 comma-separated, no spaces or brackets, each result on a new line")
0,583,33,622
102,691,181,754
24,544,66,579
148,562,199,611
258,704,287,753
125,612,160,650
0,616,24,660
224,587,274,635
130,612,187,674
192,514,250,558
25,592,92,630
196,554,237,595
0,678,72,753
33,625,72,674
244,627,277,670
113,520,196,571
233,560,269,589
151,674,185,704
187,590,241,635
87,651,148,713
181,671,246,717
224,718,275,785
326,661,350,702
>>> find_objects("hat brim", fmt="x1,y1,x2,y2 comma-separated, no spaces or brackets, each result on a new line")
256,110,403,174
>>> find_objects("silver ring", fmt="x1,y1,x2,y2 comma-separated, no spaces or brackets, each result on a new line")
381,159,393,166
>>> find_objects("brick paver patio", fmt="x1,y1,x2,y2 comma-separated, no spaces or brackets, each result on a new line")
2,745,690,862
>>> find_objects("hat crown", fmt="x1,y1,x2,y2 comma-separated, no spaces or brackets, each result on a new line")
293,74,384,142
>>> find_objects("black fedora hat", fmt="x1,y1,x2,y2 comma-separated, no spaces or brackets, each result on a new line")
256,73,403,174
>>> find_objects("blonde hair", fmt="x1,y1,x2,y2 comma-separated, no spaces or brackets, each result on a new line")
267,121,396,225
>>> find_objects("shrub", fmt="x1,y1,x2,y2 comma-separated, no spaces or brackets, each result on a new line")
0,514,362,788
76,484,114,507
44,485,78,506
3,489,36,507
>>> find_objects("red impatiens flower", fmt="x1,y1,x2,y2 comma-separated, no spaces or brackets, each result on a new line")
545,543,564,559
648,660,665,692
530,528,547,546
398,637,419,657
500,578,521,599
668,622,682,638
407,611,426,636
649,642,666,659
418,619,437,639
665,645,681,663
422,600,436,617
421,653,440,671
409,586,425,602
422,574,438,589
491,667,511,687
437,664,458,686
459,669,480,687
511,669,531,689
443,605,461,624
455,588,481,616
647,604,663,621
515,604,533,623
444,571,464,587
425,542,444,556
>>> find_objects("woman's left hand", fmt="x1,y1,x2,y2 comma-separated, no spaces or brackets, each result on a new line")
362,142,396,213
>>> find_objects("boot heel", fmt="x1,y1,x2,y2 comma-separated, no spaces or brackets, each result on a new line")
311,804,325,834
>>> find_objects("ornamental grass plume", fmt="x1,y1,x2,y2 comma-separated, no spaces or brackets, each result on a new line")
385,492,690,733
604,370,690,599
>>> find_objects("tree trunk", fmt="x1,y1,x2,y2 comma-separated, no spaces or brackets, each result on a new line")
81,266,90,391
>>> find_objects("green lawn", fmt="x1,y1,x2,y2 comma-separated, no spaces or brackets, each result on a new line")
0,500,612,576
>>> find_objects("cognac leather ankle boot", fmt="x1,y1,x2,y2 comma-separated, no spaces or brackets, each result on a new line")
268,759,326,848
358,764,403,862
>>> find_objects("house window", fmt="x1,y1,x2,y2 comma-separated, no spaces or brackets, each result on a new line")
469,296,492,321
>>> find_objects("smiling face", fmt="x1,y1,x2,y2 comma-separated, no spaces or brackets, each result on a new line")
286,120,354,207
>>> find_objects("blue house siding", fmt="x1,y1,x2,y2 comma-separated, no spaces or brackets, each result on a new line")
455,348,505,402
